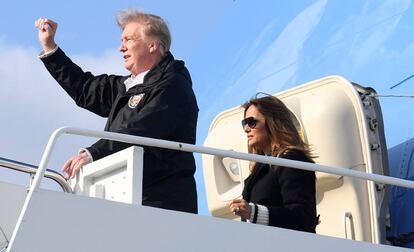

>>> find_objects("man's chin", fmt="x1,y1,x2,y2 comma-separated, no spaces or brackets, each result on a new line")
124,64,133,73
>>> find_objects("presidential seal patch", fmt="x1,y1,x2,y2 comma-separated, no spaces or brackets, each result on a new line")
128,93,144,108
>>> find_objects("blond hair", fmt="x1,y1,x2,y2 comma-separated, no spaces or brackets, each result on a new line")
116,9,171,56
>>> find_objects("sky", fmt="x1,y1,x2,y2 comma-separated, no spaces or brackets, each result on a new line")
1,0,414,216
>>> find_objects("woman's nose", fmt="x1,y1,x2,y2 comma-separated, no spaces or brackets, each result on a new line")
244,125,250,132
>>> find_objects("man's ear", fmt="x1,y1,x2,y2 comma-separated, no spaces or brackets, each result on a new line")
149,40,160,53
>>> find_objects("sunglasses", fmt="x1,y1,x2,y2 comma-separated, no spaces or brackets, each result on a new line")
241,117,260,129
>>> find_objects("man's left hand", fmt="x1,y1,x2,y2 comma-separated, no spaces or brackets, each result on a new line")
62,151,92,179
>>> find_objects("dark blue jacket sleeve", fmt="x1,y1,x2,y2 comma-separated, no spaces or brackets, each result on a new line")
41,47,124,117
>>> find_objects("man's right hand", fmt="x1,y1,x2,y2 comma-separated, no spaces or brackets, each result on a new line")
62,151,92,180
34,17,58,53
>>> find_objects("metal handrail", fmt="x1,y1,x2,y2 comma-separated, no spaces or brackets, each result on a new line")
31,127,414,193
0,157,72,193
7,126,414,251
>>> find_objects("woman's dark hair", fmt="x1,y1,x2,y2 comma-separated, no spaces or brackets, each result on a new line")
242,94,314,167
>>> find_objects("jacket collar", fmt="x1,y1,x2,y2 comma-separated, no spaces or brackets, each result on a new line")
143,51,175,85
242,163,268,201
124,52,175,95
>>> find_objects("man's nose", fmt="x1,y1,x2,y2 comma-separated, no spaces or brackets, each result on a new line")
119,41,126,52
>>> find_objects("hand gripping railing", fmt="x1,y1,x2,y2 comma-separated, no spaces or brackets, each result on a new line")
0,157,72,193
7,126,414,251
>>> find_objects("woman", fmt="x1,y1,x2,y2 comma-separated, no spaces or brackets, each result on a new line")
229,95,318,233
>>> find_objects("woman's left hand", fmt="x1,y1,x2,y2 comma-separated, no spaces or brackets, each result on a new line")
229,199,251,219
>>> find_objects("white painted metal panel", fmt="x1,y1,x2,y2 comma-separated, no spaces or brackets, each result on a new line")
71,146,143,205
7,188,410,252
0,182,27,250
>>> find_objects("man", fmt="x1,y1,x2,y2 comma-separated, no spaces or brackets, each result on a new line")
34,9,198,213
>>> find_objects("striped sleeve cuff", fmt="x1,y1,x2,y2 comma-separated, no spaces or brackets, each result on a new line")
248,203,256,223
248,203,269,225
255,204,269,225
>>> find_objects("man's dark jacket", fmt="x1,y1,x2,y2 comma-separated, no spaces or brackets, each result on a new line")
242,149,317,232
41,48,198,213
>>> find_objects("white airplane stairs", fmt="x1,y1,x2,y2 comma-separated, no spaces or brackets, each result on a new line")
1,76,413,252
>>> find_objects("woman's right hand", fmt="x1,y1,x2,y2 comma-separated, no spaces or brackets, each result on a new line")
229,198,252,220
34,17,58,53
